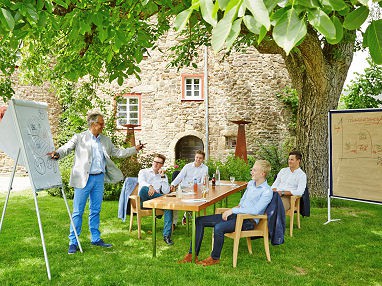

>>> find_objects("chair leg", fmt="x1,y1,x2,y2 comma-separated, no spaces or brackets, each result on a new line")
137,213,142,239
245,237,253,254
232,238,240,268
263,236,271,262
289,213,294,237
129,210,134,232
297,211,301,229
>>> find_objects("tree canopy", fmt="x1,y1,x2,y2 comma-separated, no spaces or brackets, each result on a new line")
174,0,382,62
0,0,187,99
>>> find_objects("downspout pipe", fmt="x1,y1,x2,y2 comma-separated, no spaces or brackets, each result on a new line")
204,45,209,160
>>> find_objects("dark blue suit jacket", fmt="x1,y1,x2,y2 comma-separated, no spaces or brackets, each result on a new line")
265,192,286,245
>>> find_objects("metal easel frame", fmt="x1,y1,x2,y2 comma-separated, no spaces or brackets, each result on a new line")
0,148,83,280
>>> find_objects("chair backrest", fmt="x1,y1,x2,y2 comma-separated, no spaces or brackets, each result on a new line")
171,170,181,182
130,184,139,196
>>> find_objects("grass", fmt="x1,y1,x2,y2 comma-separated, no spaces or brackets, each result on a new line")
1,190,382,286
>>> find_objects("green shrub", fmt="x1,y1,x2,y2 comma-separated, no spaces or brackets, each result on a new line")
206,155,252,182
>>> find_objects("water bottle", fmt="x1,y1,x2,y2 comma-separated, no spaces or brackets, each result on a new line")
216,167,220,186
193,177,198,192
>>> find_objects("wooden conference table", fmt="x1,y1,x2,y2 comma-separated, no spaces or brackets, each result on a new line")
143,180,248,261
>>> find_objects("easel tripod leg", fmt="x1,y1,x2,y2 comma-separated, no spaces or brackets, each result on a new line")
33,190,51,280
0,149,20,232
61,187,83,253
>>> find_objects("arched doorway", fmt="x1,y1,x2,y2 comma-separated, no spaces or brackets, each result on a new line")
175,135,204,162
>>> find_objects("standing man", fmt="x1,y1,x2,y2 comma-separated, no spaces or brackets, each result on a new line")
178,160,273,266
271,150,307,210
48,109,143,254
138,154,173,245
170,150,208,226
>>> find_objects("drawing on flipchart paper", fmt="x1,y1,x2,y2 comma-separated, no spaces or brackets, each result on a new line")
333,116,382,166
25,112,58,175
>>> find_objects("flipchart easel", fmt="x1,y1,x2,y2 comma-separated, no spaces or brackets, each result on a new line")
325,109,382,225
0,98,82,280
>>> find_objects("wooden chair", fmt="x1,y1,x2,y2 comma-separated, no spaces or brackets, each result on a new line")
286,195,301,237
214,208,270,267
128,185,164,239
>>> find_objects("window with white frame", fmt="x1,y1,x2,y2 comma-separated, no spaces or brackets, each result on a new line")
116,95,140,127
182,74,204,100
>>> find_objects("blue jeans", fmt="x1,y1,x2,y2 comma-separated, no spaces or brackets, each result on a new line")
68,173,105,245
139,186,173,237
189,214,255,259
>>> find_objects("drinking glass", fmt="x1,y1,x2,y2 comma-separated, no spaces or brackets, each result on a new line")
230,176,235,185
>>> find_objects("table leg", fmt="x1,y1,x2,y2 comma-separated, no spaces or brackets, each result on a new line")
225,197,228,207
152,208,157,257
192,211,196,262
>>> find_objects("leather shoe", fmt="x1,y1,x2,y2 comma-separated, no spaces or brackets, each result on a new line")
68,244,78,254
199,256,220,266
178,253,198,263
163,236,174,245
91,239,113,248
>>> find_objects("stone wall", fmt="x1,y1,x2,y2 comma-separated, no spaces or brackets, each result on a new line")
99,29,293,164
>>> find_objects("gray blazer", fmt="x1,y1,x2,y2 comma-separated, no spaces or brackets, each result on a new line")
57,130,137,189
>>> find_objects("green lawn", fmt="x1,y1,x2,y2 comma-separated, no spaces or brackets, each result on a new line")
0,190,381,286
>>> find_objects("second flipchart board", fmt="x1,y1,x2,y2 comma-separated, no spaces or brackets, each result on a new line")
329,109,382,204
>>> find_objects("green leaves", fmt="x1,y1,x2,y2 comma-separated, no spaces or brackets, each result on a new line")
308,9,336,40
200,0,217,26
244,0,270,30
174,8,193,31
211,7,237,50
326,15,343,45
1,8,15,30
343,6,369,30
364,20,382,64
273,8,307,55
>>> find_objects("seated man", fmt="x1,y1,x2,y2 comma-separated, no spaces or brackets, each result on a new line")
138,154,173,245
178,160,273,266
170,149,208,225
271,150,307,210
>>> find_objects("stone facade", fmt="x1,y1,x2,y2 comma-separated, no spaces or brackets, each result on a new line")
0,28,292,174
100,29,292,164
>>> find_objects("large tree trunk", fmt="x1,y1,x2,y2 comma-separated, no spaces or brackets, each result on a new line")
283,28,356,196
257,27,356,196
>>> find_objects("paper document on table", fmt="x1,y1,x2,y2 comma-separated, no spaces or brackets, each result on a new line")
181,199,208,203
181,192,195,196
218,183,236,186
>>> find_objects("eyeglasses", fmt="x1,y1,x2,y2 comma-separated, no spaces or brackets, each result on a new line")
153,161,164,165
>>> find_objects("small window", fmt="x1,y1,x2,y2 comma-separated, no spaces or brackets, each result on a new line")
225,136,237,149
182,74,204,100
116,94,141,128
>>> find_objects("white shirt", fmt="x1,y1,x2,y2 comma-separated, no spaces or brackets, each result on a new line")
171,162,208,187
138,167,170,194
271,167,307,196
89,133,105,174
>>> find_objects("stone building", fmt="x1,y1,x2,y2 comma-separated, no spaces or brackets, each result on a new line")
0,29,292,173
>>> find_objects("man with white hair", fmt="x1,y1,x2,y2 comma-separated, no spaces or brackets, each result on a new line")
48,109,144,254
